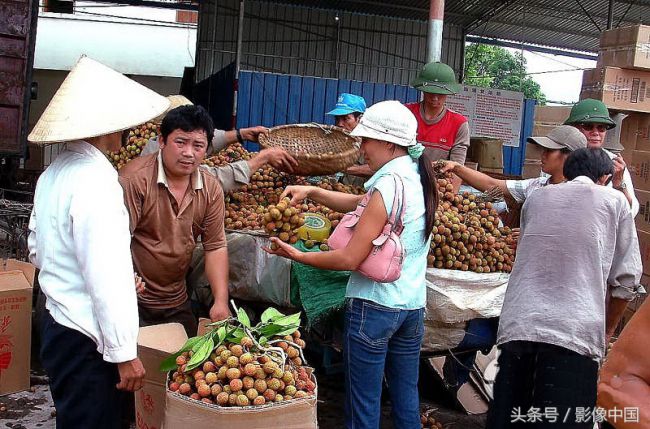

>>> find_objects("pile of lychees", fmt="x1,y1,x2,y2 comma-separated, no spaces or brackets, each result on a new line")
162,305,316,407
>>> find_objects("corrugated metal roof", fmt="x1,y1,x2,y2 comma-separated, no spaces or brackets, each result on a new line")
265,0,650,53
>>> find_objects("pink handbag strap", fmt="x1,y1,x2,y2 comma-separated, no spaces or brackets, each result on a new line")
361,174,407,238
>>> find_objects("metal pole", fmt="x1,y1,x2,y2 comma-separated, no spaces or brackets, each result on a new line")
233,0,245,129
607,0,615,29
426,0,445,63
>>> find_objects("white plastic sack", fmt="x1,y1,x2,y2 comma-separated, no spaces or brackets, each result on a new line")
426,267,508,324
187,232,293,307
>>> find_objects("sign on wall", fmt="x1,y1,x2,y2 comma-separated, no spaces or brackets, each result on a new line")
446,86,524,147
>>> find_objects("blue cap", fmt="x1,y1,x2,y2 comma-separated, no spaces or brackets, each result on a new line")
326,93,367,116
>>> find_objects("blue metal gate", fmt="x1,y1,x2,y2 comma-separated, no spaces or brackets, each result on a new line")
236,71,536,175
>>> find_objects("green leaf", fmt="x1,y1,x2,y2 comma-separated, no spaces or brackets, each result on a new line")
261,308,284,323
186,337,214,371
158,335,206,372
258,323,299,338
225,327,246,343
258,336,268,345
237,308,251,328
273,326,301,337
271,312,301,327
216,326,227,343
159,352,182,372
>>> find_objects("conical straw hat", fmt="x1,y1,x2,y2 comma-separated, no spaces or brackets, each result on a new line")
153,94,193,123
28,56,170,144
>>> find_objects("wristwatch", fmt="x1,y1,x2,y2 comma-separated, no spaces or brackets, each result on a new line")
615,182,627,191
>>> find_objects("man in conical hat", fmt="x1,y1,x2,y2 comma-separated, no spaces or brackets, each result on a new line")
27,56,169,428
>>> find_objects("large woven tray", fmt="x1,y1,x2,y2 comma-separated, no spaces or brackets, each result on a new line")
258,123,360,176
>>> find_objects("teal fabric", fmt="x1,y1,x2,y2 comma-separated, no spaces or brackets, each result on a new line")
346,155,430,310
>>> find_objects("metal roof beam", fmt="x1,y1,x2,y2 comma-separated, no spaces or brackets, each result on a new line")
464,0,519,32
465,35,597,60
485,18,599,40
81,0,198,11
574,0,602,31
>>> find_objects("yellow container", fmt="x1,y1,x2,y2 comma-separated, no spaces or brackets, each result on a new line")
297,213,332,242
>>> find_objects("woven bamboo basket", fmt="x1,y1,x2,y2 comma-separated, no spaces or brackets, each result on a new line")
258,123,360,176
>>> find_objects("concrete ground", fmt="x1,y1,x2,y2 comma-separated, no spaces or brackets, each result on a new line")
0,368,485,429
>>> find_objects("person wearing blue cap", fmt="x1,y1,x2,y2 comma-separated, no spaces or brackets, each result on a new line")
327,93,373,185
327,93,367,132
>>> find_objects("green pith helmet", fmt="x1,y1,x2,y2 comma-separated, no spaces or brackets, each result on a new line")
411,62,461,95
564,98,616,129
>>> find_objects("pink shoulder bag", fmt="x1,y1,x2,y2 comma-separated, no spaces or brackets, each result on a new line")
328,175,406,283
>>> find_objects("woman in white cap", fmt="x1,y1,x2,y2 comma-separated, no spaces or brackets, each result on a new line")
27,56,169,428
265,101,437,429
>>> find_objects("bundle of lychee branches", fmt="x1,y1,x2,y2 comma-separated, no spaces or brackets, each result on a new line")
160,303,315,407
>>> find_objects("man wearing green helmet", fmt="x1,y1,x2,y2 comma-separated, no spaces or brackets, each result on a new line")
564,98,639,217
406,61,469,191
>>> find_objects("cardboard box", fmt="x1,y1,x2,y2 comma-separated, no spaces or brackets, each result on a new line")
531,123,557,138
163,374,318,429
0,259,35,396
636,189,650,233
522,160,542,179
581,67,650,113
637,229,650,276
468,137,504,170
629,150,650,191
136,323,188,429
599,25,650,70
533,105,572,125
464,161,478,171
525,142,544,160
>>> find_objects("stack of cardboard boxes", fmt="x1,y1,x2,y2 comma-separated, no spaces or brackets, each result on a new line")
525,106,573,178
466,137,504,174
582,24,650,288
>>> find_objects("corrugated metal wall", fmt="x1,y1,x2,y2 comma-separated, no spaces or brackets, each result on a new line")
236,71,537,176
196,0,465,86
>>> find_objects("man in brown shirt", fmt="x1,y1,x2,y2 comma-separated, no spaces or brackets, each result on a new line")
119,105,229,335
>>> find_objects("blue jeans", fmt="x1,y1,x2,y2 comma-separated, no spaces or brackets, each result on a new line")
344,298,424,429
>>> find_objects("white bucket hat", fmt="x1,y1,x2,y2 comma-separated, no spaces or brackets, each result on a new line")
28,56,170,144
350,100,417,147
153,94,194,122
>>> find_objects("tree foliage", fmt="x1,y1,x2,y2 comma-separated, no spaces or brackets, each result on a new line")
464,43,546,104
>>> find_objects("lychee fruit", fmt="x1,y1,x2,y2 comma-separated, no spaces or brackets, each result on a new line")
282,372,294,385
230,345,244,357
257,355,270,364
215,345,227,355
284,385,297,396
273,368,284,378
263,389,276,401
179,383,192,396
287,347,299,359
169,381,180,392
236,395,250,406
240,336,254,348
254,379,267,394
210,384,223,397
203,361,217,373
254,368,266,380
217,366,228,380
292,330,301,339
277,341,289,351
176,355,187,366
243,363,257,376
246,388,258,400
216,392,229,406
294,391,308,399
190,393,201,400
229,378,243,392
201,398,213,404
267,378,281,391
240,353,254,365
226,368,242,380
223,385,232,394
274,394,284,402
205,372,218,384
263,361,278,374
228,394,238,406
220,349,232,361
198,383,211,397
193,370,206,381
226,356,240,368
296,380,307,390
305,380,316,392
253,396,265,406
292,357,303,366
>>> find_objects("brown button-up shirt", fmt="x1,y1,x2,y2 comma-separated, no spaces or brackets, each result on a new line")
119,152,227,309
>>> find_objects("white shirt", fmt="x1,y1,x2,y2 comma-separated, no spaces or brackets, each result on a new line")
505,177,550,203
28,141,139,363
498,176,642,361
604,148,639,218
